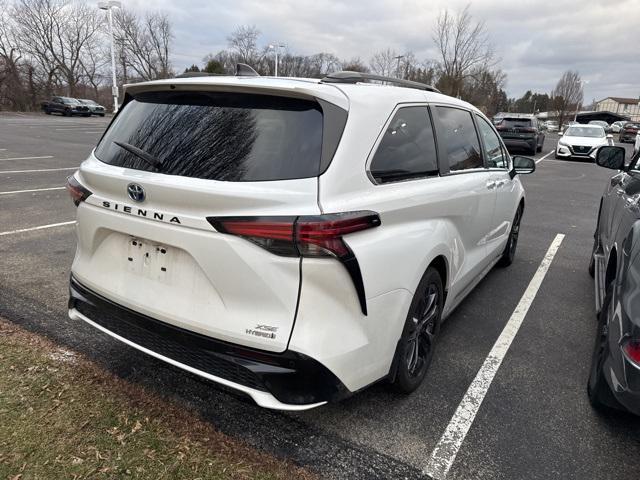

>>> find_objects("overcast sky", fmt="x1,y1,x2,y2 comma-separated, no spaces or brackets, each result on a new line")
124,0,639,103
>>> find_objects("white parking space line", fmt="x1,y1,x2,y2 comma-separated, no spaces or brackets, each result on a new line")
0,148,6,151
0,167,77,174
0,155,53,162
535,151,554,164
55,127,104,131
0,221,75,237
0,155,54,162
423,233,565,480
0,186,65,195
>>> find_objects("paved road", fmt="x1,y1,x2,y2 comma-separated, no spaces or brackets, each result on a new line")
1,113,639,479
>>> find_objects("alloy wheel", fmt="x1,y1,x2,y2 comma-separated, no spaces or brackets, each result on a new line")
406,283,439,377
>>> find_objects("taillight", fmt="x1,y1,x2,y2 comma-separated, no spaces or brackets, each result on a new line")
210,216,298,256
622,338,640,365
296,212,381,257
207,211,381,314
65,175,92,206
208,212,380,258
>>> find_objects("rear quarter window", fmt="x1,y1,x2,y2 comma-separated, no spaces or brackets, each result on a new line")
369,106,439,183
94,91,324,182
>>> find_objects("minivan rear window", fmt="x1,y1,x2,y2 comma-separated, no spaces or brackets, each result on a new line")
94,91,324,182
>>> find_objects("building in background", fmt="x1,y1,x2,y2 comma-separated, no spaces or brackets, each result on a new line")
596,97,640,122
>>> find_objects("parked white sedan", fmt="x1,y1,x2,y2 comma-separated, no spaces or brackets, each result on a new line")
555,124,613,161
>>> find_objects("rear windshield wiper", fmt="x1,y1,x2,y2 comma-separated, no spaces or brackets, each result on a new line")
113,141,163,172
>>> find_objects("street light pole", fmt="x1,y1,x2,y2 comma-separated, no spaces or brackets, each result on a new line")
269,43,286,77
98,1,121,113
394,55,405,79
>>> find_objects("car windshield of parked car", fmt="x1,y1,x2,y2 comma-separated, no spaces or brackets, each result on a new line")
625,123,640,129
565,126,605,138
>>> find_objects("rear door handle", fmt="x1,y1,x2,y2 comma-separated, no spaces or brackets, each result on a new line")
486,181,496,190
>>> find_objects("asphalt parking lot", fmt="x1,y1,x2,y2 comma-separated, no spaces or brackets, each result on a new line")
2,112,640,479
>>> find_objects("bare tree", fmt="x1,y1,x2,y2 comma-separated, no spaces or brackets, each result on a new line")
341,57,369,73
552,70,584,129
114,9,173,81
13,0,102,96
78,32,108,98
369,48,399,77
227,25,260,65
12,0,63,97
0,0,29,109
461,68,507,116
433,4,495,96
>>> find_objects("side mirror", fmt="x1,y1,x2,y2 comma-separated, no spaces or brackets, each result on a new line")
510,155,536,178
596,146,625,170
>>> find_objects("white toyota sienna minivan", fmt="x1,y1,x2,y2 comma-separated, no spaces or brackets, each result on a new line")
67,68,535,410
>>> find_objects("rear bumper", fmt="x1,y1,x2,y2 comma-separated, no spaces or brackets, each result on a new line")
68,276,350,410
502,138,536,150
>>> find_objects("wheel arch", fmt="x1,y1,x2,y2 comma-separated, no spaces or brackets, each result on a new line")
429,255,449,301
606,246,617,288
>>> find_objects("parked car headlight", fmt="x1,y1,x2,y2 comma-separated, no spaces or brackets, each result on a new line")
558,139,568,147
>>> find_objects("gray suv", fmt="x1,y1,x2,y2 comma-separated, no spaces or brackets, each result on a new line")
495,114,545,155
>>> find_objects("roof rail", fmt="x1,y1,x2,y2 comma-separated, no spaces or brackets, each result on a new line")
321,71,440,93
235,63,260,77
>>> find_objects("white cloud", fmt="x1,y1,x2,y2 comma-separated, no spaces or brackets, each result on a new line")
128,0,640,101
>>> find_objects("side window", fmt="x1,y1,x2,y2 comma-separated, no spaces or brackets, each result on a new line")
476,115,507,169
436,107,483,172
370,106,439,184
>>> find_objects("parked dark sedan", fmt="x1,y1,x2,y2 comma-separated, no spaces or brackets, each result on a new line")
42,96,91,117
619,122,640,143
495,114,545,155
78,99,106,116
588,145,640,415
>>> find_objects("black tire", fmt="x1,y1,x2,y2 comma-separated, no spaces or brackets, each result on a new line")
529,144,537,156
44,108,51,115
498,205,523,267
99,113,105,117
587,285,623,411
64,109,71,117
391,267,443,394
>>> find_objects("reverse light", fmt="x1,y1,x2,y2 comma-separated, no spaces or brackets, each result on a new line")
207,211,382,314
65,175,92,206
622,338,640,365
